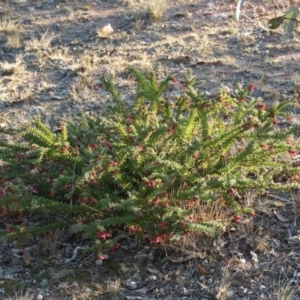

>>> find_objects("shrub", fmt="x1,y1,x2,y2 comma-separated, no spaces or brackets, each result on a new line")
0,67,299,255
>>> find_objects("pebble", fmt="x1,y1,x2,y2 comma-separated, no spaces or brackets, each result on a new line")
36,294,43,300
126,281,138,289
147,252,154,261
40,279,48,287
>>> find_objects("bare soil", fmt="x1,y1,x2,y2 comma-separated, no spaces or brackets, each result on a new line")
1,0,300,299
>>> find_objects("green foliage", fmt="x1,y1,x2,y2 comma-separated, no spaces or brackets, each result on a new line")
235,1,299,33
1,68,300,254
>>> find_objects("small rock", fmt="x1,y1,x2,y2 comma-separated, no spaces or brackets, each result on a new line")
95,259,103,265
29,106,45,115
147,252,154,261
182,287,189,295
147,275,157,281
126,281,137,290
96,23,114,38
36,294,43,300
40,279,48,287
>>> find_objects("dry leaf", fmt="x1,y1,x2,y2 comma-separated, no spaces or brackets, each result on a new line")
255,236,268,252
268,193,292,203
287,235,300,245
274,210,291,222
250,251,259,269
190,60,223,67
194,260,212,275
96,23,114,38
22,249,31,266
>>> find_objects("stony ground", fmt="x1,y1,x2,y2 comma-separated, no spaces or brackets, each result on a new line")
1,0,300,299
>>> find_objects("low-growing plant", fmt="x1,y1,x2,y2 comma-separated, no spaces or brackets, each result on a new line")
235,0,299,33
0,68,300,258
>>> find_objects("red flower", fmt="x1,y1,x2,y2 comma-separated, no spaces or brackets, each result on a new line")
96,230,112,240
31,187,38,195
96,254,108,264
7,227,13,233
226,189,235,197
181,221,187,228
158,221,168,228
192,151,200,159
60,146,68,153
127,225,142,233
110,160,119,166
186,200,196,208
149,233,169,244
286,137,294,145
104,141,112,150
256,104,267,110
233,215,242,223
109,243,120,254
287,116,293,122
144,180,156,188
88,144,98,151
248,84,255,92
289,149,297,156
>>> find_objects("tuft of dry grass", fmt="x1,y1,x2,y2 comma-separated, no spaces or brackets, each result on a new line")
24,30,58,51
105,278,122,298
273,281,297,300
215,267,231,300
0,54,25,76
148,0,167,22
6,32,21,49
0,18,22,33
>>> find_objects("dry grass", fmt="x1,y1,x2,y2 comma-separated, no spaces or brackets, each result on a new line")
273,281,297,300
105,278,122,298
24,30,58,51
0,54,25,76
0,18,22,33
6,31,21,49
148,0,167,22
215,267,231,300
